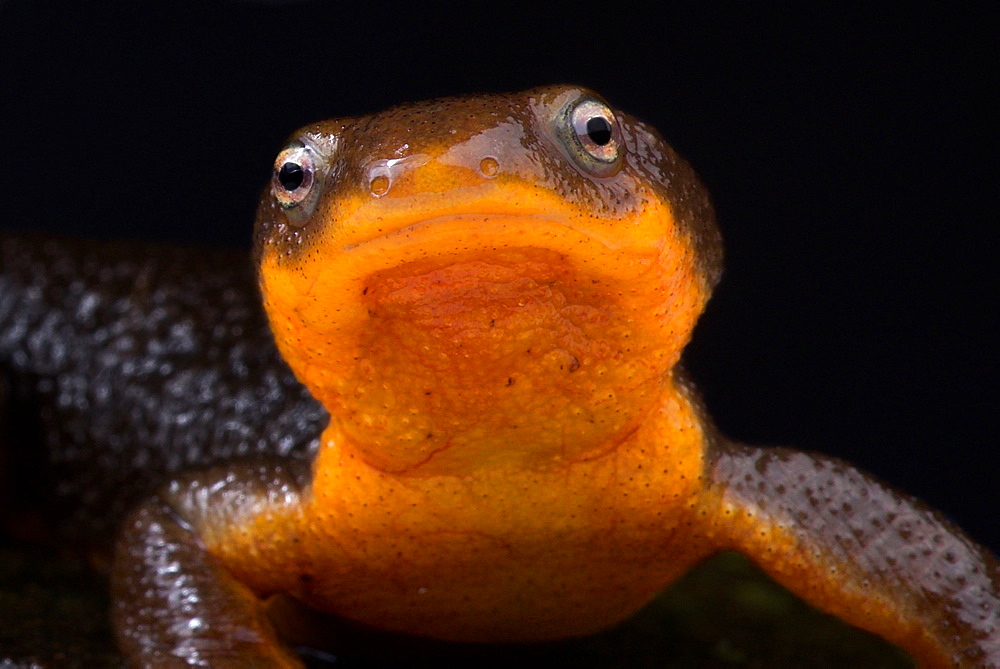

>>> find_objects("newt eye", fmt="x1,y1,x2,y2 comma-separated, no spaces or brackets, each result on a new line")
558,97,622,176
272,143,317,211
269,133,337,226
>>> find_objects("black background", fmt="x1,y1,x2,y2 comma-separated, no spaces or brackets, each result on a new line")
0,2,995,554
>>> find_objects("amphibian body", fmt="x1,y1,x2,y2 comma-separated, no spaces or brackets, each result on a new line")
0,86,996,666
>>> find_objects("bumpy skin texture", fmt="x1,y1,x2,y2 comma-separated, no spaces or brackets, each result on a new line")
1,86,997,667
0,235,326,541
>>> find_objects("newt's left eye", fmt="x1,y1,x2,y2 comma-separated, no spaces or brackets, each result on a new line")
556,96,623,177
571,101,618,162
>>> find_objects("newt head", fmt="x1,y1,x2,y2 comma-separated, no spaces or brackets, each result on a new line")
254,85,722,475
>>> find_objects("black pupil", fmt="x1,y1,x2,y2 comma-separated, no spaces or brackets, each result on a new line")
278,162,305,191
585,117,612,146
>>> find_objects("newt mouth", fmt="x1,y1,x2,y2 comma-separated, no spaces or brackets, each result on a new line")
325,212,664,302
341,212,623,253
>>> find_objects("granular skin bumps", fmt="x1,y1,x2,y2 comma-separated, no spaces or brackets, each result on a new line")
0,235,326,541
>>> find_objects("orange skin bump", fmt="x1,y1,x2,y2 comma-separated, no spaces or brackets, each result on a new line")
110,86,997,666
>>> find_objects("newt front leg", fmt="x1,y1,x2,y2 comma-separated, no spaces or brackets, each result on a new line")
112,462,308,667
705,444,1000,666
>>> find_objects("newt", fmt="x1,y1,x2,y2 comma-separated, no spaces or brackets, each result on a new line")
0,85,996,666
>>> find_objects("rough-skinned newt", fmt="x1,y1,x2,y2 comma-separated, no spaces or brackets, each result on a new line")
0,85,996,666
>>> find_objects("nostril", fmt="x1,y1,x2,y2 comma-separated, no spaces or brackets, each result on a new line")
478,157,499,178
369,174,390,196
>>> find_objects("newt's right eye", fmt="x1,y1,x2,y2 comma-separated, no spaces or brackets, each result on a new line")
272,143,317,211
272,135,340,227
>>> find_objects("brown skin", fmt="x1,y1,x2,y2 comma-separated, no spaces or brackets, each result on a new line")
104,86,1000,665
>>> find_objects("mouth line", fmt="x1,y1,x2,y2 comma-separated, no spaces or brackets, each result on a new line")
340,212,620,254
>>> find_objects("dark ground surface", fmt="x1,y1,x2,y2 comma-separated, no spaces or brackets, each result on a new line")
0,549,911,668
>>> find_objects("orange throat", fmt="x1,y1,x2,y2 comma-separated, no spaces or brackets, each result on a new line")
260,210,708,477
